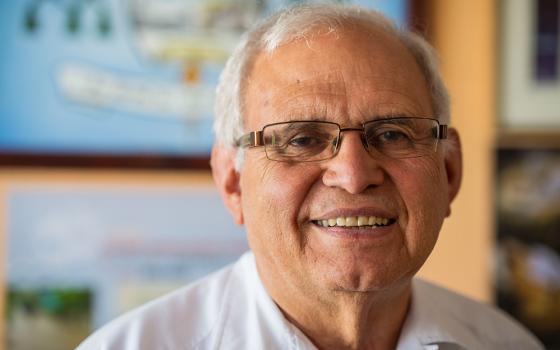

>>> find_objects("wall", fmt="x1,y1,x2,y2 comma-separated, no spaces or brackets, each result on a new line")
417,0,496,302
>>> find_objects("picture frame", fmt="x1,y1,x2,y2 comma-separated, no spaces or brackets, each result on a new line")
499,0,560,129
0,171,248,349
0,0,416,169
495,146,560,349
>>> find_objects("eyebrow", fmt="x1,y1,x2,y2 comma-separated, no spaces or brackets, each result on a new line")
374,113,411,119
371,115,414,123
279,121,335,132
271,105,333,122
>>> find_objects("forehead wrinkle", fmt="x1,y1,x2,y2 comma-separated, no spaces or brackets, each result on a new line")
348,85,430,120
274,81,346,103
265,81,349,122
334,66,432,123
268,98,344,122
266,66,347,99
354,97,427,119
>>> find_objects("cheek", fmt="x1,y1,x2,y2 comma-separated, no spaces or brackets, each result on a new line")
399,156,447,204
240,161,320,251
391,158,449,241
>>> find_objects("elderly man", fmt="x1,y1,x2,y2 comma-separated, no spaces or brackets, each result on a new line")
78,4,543,350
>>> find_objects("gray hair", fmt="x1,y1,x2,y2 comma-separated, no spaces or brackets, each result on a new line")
213,4,450,167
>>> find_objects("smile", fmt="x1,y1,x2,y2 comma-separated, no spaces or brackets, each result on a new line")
313,216,395,228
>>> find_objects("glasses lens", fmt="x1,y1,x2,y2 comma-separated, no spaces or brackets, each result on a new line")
262,121,339,162
363,118,440,159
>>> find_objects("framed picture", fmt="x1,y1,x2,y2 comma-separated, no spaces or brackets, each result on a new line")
498,4,560,343
495,146,560,348
0,0,412,169
500,0,560,129
3,180,247,349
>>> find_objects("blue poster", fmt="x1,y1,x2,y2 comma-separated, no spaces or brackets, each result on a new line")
7,186,248,330
0,0,408,156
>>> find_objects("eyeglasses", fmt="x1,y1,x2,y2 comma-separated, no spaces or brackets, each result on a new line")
236,117,447,162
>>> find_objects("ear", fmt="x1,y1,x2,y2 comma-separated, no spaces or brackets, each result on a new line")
211,144,244,225
443,128,463,217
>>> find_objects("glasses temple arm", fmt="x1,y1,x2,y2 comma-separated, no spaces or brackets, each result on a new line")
438,125,448,139
237,131,264,148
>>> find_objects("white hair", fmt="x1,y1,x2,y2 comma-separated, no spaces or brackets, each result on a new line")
213,3,450,167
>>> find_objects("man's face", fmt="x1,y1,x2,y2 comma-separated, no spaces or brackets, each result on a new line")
231,27,460,295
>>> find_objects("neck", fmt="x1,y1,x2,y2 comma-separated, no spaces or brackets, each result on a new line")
260,268,412,350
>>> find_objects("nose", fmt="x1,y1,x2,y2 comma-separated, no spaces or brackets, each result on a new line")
322,131,385,194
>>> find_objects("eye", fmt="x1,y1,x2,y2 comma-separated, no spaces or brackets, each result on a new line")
369,129,410,143
287,134,327,148
379,130,408,142
367,126,414,149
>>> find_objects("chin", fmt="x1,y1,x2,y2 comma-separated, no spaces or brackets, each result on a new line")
320,265,414,293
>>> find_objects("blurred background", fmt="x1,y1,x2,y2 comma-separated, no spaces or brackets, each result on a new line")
0,0,559,349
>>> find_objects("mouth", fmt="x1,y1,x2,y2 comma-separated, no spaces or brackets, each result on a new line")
312,215,396,229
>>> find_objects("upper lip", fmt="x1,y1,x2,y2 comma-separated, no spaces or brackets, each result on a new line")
311,207,396,221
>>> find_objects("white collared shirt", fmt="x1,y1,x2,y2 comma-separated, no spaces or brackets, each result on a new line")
77,251,543,350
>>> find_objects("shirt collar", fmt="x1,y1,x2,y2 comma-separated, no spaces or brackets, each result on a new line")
396,279,478,350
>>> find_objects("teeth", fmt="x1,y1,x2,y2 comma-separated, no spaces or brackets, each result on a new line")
357,216,368,226
316,216,392,228
346,217,357,226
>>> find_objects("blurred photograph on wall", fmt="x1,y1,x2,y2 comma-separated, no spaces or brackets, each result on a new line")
500,0,560,128
4,184,248,349
0,0,409,163
496,148,560,349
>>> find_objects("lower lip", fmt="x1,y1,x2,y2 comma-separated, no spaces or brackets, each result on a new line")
313,223,395,240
